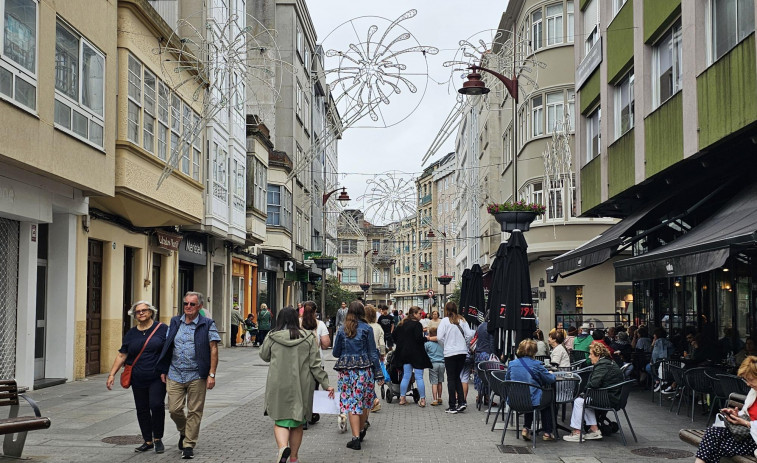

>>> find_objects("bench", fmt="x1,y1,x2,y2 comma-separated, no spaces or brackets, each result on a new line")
679,393,757,463
0,380,51,458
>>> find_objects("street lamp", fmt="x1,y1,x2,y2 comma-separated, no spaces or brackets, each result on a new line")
428,230,452,307
459,63,519,200
360,249,375,301
320,187,350,321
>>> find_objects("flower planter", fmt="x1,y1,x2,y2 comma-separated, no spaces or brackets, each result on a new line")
359,283,371,292
313,257,335,270
492,211,538,232
437,275,452,286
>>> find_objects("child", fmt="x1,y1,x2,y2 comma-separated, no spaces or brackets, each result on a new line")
425,327,446,406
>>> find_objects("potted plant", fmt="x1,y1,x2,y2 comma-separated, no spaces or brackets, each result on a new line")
486,201,546,232
313,255,336,269
437,275,453,286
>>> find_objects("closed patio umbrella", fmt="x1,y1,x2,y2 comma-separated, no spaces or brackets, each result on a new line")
499,230,537,359
463,264,485,327
458,268,471,315
486,243,508,355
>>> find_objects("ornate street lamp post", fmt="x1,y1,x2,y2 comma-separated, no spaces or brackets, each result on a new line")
319,187,350,321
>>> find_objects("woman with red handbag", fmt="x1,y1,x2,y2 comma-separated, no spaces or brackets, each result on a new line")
106,301,168,453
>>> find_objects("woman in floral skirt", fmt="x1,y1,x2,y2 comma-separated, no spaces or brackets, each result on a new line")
333,301,384,450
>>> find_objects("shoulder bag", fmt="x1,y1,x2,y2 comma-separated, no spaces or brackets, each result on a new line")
455,323,475,354
719,412,753,442
121,322,162,389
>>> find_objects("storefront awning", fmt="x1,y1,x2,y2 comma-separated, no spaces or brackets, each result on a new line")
614,183,757,281
549,195,672,281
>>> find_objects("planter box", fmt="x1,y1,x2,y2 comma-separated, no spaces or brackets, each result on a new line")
492,211,538,232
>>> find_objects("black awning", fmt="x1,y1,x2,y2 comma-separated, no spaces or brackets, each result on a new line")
550,195,672,279
614,183,757,281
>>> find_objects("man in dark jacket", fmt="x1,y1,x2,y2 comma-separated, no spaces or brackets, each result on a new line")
563,343,624,442
157,291,220,459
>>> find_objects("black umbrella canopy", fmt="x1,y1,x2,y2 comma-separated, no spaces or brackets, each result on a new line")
500,231,537,357
463,264,485,326
487,243,508,335
458,268,471,315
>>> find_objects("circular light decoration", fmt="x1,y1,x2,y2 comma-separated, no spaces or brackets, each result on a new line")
359,173,417,225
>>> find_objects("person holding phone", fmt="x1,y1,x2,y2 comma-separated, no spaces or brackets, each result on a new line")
694,356,757,463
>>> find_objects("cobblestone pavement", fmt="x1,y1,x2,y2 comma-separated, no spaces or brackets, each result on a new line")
7,347,708,462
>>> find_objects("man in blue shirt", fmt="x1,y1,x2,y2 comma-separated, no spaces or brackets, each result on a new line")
158,291,220,460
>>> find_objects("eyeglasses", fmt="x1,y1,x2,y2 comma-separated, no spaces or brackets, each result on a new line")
134,309,151,315
183,302,198,307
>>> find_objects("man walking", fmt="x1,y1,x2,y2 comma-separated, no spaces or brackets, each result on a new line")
335,301,348,332
158,291,220,459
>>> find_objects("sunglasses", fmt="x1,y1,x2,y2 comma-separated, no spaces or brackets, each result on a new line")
134,309,151,315
183,302,198,307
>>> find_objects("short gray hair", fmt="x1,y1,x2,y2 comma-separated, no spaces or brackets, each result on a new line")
184,291,205,306
129,300,157,317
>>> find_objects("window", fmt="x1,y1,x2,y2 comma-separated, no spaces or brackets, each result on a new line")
532,10,543,51
282,186,292,230
567,1,574,43
585,107,601,163
710,0,754,61
157,83,169,160
339,239,358,254
653,20,682,108
296,80,303,122
614,69,634,138
143,69,156,153
191,113,201,181
266,184,291,228
213,144,228,187
546,3,563,46
531,94,543,137
1,0,37,110
343,268,358,284
584,0,599,54
54,20,104,146
612,0,628,18
126,55,140,143
233,158,244,198
252,156,267,213
181,105,190,175
545,91,564,134
296,23,304,61
521,181,543,206
567,90,576,131
518,105,528,149
296,209,303,245
548,186,564,220
503,126,512,167
372,239,380,253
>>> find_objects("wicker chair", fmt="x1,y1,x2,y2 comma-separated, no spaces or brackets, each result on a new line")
580,380,638,445
497,376,555,449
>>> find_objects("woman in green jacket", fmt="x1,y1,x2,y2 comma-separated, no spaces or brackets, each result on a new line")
260,307,334,463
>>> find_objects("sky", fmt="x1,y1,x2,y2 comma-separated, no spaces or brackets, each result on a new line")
306,1,510,224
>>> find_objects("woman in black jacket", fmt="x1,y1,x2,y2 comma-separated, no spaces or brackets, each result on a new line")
392,306,432,406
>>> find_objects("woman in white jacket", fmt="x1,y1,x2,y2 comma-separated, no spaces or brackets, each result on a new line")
694,356,757,463
549,331,571,368
434,302,475,414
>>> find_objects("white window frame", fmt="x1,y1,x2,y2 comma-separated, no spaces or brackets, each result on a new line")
652,20,683,109
545,91,564,134
532,9,543,51
585,106,601,164
532,94,543,137
612,0,628,18
296,80,303,122
567,1,574,43
266,183,281,226
584,0,599,55
614,69,634,139
142,68,156,153
708,0,755,63
343,268,358,284
53,19,105,148
252,156,267,213
567,90,576,132
1,0,38,112
546,3,564,46
157,82,169,160
547,185,565,220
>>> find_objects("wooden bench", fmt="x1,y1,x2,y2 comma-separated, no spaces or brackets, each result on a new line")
0,380,51,458
679,393,757,463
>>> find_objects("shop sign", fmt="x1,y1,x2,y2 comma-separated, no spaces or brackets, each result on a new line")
157,230,182,252
263,255,280,271
179,235,206,265
576,37,602,90
284,260,295,272
285,270,310,282
304,251,321,264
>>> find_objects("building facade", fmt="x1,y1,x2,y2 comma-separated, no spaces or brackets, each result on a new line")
557,0,757,341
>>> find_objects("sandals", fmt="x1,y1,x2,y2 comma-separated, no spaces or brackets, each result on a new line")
522,428,532,441
418,398,426,407
398,398,407,405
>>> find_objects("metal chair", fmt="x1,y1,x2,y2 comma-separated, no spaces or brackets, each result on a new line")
575,365,594,392
552,374,580,432
650,359,681,405
682,367,716,422
580,380,638,445
571,359,588,369
488,370,510,432
482,363,507,424
476,361,504,412
706,371,729,425
570,350,588,364
668,364,687,414
498,377,556,449
718,373,750,396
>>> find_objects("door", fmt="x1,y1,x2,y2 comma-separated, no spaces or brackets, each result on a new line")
178,264,194,315
86,239,103,376
152,253,161,320
34,224,48,380
122,247,134,338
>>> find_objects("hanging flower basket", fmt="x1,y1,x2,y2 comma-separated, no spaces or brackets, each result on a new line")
487,202,545,232
359,282,371,292
437,275,453,286
313,256,335,269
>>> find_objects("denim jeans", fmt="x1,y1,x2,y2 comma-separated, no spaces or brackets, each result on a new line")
400,364,425,399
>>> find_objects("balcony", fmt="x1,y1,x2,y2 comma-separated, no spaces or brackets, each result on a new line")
420,261,432,271
419,194,432,206
403,266,410,273
372,284,397,294
403,245,410,252
420,240,431,250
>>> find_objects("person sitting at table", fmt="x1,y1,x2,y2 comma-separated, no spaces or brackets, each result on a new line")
591,329,615,355
562,343,624,442
684,333,722,368
611,331,633,377
573,324,593,356
534,329,550,357
506,339,557,441
694,356,757,463
647,328,675,392
735,338,757,367
548,331,570,368
633,326,652,352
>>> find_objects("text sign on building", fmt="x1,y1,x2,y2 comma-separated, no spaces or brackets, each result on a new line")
157,231,182,252
284,260,295,272
576,37,602,90
179,235,206,265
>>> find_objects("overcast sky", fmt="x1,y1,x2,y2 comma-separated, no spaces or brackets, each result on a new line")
307,1,509,224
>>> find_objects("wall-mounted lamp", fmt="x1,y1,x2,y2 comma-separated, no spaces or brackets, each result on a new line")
539,278,545,288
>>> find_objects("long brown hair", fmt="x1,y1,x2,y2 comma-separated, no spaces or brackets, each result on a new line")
344,301,365,338
445,301,462,325
398,306,420,327
301,300,318,330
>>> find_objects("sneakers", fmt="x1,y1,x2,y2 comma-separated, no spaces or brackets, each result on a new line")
153,439,164,454
653,382,662,393
445,406,458,414
584,430,603,440
276,445,291,463
662,385,676,395
134,442,154,452
562,433,582,442
346,437,361,450
337,413,348,433
182,447,194,459
456,402,467,412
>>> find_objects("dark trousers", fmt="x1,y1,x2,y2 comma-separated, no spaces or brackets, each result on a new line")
523,397,554,434
132,377,167,442
230,323,239,346
444,354,467,407
257,329,269,345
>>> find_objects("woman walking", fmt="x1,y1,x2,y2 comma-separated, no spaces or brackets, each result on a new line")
435,302,475,413
392,306,432,407
364,304,386,412
255,303,272,347
260,307,333,463
106,301,168,453
333,301,384,450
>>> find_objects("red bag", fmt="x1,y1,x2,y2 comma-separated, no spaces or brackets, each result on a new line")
120,322,162,389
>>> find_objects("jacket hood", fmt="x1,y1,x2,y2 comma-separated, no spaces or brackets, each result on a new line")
577,333,590,338
268,329,313,347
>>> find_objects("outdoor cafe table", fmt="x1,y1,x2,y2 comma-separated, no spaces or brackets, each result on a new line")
552,371,580,436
